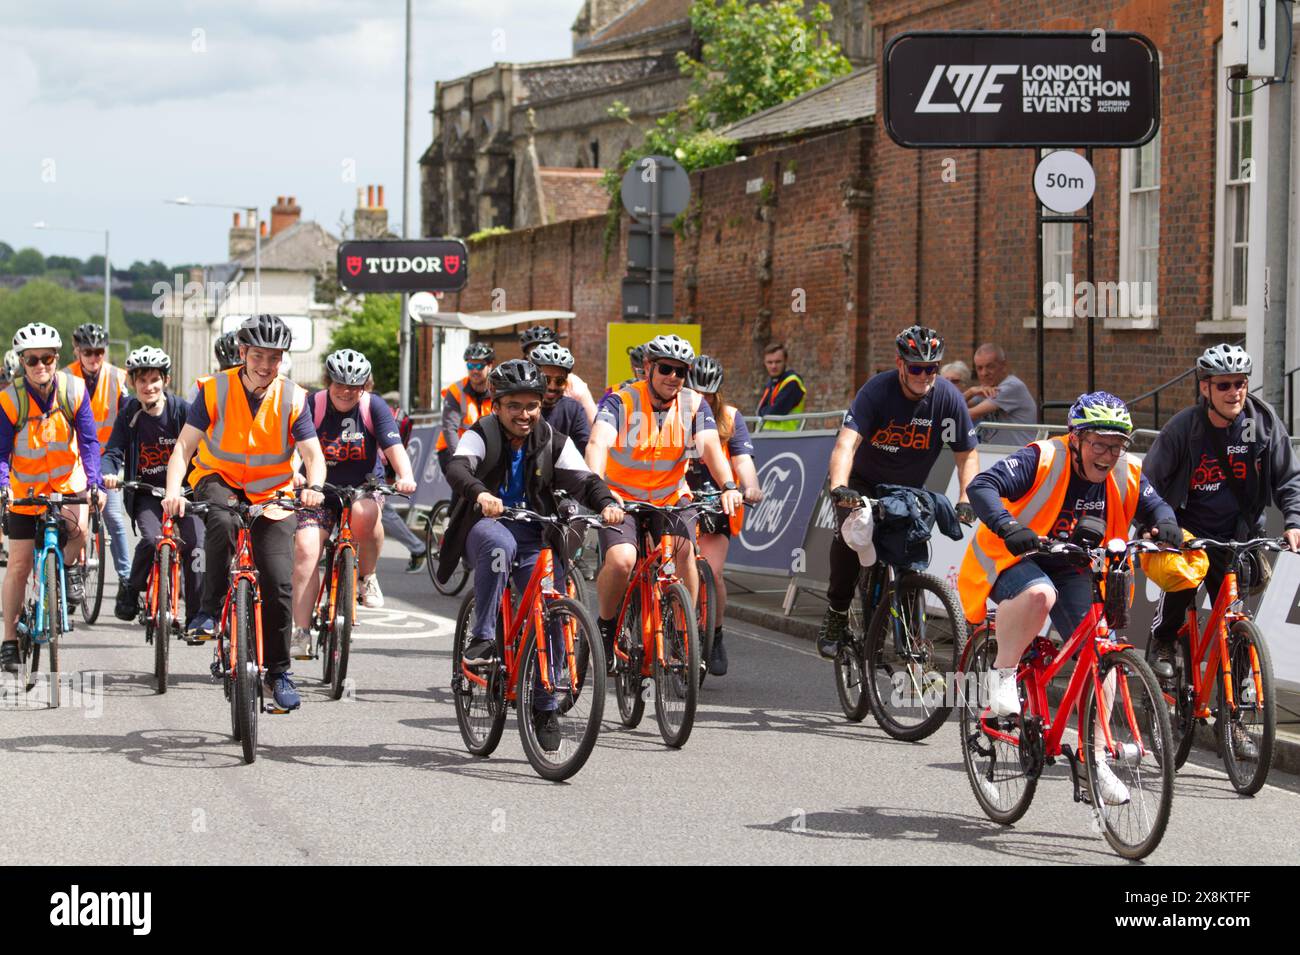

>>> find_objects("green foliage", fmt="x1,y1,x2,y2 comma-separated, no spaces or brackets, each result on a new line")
0,279,150,363
329,294,399,393
468,225,511,243
11,247,45,275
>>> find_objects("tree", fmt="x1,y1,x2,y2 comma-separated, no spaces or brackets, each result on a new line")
329,294,399,393
0,279,140,361
11,247,46,276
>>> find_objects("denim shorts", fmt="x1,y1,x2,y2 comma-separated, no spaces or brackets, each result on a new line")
990,557,1095,639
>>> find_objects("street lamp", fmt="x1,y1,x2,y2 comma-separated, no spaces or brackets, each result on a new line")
165,197,261,315
32,221,111,336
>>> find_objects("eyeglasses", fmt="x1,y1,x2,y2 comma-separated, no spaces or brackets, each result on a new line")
23,354,58,368
906,364,940,376
1083,437,1131,457
544,374,568,387
466,362,486,371
656,363,688,379
1213,378,1250,393
80,348,106,358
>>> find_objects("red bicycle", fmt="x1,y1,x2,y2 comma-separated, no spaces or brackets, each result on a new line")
123,482,187,694
957,537,1175,860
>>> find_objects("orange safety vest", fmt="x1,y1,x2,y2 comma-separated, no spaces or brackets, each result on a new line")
67,360,126,448
187,368,307,503
0,373,89,516
435,377,492,451
604,379,703,506
958,436,1142,624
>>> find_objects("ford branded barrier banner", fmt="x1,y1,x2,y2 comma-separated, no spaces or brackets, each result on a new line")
336,239,469,293
884,31,1161,148
731,432,837,575
404,424,452,509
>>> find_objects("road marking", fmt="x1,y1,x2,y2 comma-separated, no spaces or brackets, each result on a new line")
353,607,453,640
725,622,821,659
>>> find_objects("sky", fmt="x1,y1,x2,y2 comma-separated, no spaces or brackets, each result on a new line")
0,0,575,267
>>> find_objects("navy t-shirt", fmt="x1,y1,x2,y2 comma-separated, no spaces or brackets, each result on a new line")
310,392,401,487
842,371,977,489
686,407,754,491
542,395,591,457
135,410,177,488
1179,417,1259,538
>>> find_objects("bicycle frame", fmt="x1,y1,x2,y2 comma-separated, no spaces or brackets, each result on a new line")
145,513,182,628
614,522,685,676
29,504,71,640
315,498,358,631
1176,570,1258,719
217,518,265,678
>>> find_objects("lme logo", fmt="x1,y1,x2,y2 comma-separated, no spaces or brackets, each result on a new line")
916,64,1018,113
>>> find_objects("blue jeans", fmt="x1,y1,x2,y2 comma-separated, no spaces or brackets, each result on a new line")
102,487,132,580
381,500,426,556
466,518,566,712
991,556,1094,639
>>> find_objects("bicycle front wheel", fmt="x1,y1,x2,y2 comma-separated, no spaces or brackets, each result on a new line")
695,557,716,687
1217,619,1276,795
43,550,63,708
865,571,966,742
451,591,507,757
81,511,105,624
1082,648,1173,860
154,547,172,694
1146,633,1196,770
834,576,873,722
329,548,356,701
517,596,606,781
614,589,646,728
233,579,260,764
653,581,699,748
426,501,468,596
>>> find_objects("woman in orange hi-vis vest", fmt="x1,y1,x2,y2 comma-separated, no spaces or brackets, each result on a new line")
960,393,1180,731
585,334,742,664
162,315,326,713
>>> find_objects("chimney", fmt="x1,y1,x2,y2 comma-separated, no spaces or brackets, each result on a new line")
270,195,301,237
377,185,384,208
229,212,255,260
354,183,389,239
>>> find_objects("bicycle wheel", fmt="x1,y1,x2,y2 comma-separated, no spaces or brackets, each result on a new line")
695,557,716,687
1082,648,1174,860
1217,620,1276,795
865,571,966,742
835,576,873,722
426,501,469,596
328,548,356,701
1146,633,1196,770
517,595,606,781
80,509,105,625
43,550,63,708
451,591,507,757
614,589,646,728
233,579,259,764
957,623,1038,825
653,581,699,748
564,562,590,611
154,547,172,694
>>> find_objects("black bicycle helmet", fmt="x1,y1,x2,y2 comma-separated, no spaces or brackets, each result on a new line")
518,325,558,351
643,334,696,365
213,331,241,369
464,342,495,363
689,355,724,393
896,325,945,363
489,358,545,397
628,343,646,374
528,342,574,371
72,323,109,348
126,346,172,375
1196,343,1252,379
325,348,372,386
236,314,292,350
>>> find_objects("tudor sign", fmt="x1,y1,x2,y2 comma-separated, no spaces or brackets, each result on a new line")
336,239,469,293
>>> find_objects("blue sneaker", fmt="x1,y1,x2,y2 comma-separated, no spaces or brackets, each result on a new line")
265,671,301,711
189,613,217,638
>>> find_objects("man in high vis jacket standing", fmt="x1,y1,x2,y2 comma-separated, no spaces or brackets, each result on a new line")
67,322,131,587
162,314,326,712
0,323,104,673
436,342,494,475
755,343,806,431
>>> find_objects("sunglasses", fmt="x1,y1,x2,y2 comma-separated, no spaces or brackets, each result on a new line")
543,374,568,387
657,363,688,379
906,364,939,376
80,348,106,357
1212,378,1249,393
24,354,58,368
466,362,486,371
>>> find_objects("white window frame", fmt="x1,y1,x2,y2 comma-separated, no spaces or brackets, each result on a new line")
1117,130,1161,324
1212,42,1254,326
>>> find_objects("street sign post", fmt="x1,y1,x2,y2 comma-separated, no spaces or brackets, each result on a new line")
1033,150,1096,214
620,156,690,321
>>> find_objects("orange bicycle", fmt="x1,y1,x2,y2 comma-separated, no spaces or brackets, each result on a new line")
123,482,187,694
1148,536,1283,794
451,507,606,781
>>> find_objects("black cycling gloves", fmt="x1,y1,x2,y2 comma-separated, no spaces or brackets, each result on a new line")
1150,520,1183,547
998,520,1040,556
955,501,976,525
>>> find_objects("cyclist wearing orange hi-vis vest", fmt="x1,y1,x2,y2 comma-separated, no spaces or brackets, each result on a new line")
436,342,494,475
66,322,132,588
0,323,104,674
162,315,326,713
585,334,742,664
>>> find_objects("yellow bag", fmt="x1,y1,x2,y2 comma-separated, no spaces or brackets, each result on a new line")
1139,529,1209,592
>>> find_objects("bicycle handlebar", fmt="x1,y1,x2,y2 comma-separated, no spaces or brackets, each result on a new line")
1035,536,1168,562
1182,536,1287,554
9,492,91,508
494,506,608,529
320,479,408,504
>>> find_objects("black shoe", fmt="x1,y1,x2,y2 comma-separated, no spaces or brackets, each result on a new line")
534,709,561,753
1148,638,1176,685
709,629,728,676
1,641,18,674
114,585,139,622
65,566,85,606
405,551,427,574
816,609,850,660
598,617,618,674
462,637,495,666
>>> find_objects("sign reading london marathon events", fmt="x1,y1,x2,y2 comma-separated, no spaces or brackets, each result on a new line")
884,32,1160,148
336,239,469,293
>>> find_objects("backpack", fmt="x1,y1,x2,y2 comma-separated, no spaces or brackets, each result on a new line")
11,372,78,432
311,389,373,436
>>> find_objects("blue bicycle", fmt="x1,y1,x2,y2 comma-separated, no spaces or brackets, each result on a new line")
10,491,85,708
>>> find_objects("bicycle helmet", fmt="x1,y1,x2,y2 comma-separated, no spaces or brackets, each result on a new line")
12,322,62,353
464,341,495,363
628,343,646,374
518,325,558,351
1067,391,1133,435
3,350,20,379
214,331,241,369
688,355,724,393
125,346,172,375
236,314,292,350
643,334,696,365
72,323,109,348
896,325,945,363
488,358,545,397
324,348,371,386
1196,343,1252,379
528,342,574,371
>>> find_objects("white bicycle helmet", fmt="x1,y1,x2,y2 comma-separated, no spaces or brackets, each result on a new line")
126,346,172,375
643,334,696,365
1196,343,1252,379
528,342,574,371
325,348,372,386
3,350,20,379
13,322,62,353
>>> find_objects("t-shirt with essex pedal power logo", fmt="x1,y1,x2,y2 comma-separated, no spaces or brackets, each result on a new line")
1178,416,1260,539
842,371,977,489
134,410,176,488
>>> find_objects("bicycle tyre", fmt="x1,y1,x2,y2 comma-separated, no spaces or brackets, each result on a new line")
517,595,606,781
695,557,716,688
834,575,873,722
233,579,259,764
1146,632,1196,770
564,562,590,612
957,623,1038,825
43,549,63,708
329,548,356,701
426,501,469,596
451,591,507,757
614,588,646,728
154,546,172,694
318,547,335,687
81,510,105,625
865,571,966,742
1217,619,1276,796
653,581,699,748
1082,648,1173,860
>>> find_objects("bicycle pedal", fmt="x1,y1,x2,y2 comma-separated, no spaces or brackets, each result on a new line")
263,703,295,715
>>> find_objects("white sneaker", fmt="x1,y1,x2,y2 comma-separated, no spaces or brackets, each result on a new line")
1091,757,1132,805
291,627,312,660
986,667,1021,716
360,574,384,609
